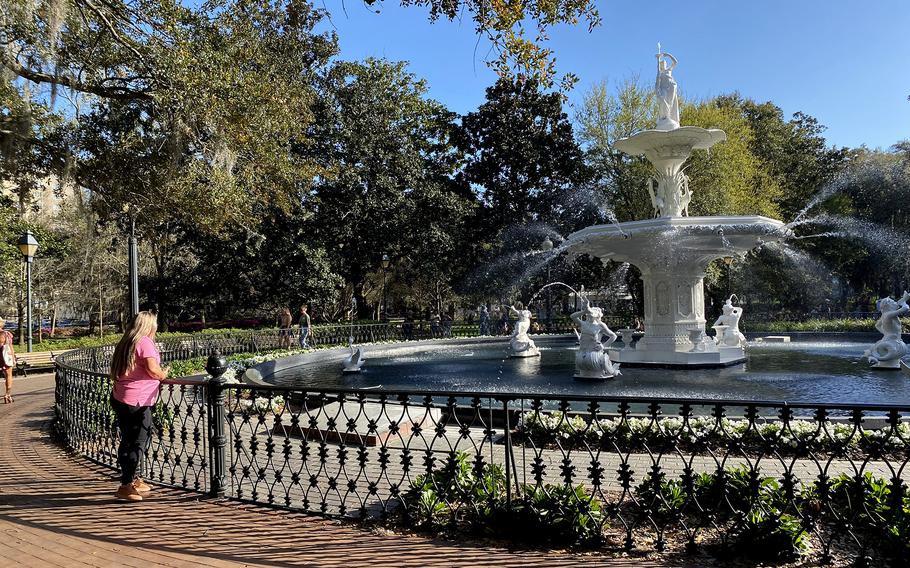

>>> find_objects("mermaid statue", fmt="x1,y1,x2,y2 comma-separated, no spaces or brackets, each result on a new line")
509,302,540,358
712,296,746,348
865,292,909,369
571,297,621,379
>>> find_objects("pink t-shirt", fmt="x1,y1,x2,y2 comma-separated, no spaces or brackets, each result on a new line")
112,336,161,407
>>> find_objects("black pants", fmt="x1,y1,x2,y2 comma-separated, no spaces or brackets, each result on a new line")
110,396,153,486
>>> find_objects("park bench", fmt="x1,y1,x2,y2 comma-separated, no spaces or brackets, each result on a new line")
14,351,63,377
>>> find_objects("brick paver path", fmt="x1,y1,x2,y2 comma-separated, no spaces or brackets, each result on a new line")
0,374,684,568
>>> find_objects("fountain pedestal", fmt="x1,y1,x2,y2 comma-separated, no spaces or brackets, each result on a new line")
607,265,746,367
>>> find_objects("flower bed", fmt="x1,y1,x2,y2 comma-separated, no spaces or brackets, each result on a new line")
516,411,910,458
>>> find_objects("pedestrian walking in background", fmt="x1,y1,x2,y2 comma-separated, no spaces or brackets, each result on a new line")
479,305,490,335
109,311,169,502
278,307,292,348
0,319,15,403
297,304,311,349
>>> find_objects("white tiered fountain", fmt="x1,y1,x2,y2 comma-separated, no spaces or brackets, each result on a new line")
564,49,790,367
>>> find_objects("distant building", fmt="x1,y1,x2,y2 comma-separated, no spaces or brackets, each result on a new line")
1,174,78,225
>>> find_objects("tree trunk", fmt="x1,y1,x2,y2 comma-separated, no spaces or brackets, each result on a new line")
353,282,368,321
50,303,57,337
99,281,104,338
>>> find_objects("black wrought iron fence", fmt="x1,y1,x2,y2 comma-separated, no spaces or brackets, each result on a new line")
53,330,910,565
53,364,209,492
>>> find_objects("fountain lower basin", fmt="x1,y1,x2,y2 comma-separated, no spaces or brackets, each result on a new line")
257,336,910,406
565,216,790,367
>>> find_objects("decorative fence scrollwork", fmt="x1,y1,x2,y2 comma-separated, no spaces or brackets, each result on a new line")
54,328,910,565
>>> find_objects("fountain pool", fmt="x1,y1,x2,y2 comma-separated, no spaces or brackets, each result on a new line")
263,335,910,405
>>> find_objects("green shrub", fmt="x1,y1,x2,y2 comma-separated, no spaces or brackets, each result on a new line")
731,510,809,562
751,318,878,333
819,473,910,562
635,465,808,560
511,483,604,546
152,401,175,430
166,357,208,378
402,451,602,546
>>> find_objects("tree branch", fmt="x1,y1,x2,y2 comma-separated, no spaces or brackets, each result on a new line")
0,54,153,101
78,0,147,63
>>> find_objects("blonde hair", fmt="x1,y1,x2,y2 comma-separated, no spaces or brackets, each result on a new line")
110,311,158,380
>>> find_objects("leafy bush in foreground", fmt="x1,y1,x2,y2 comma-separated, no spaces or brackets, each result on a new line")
401,452,602,546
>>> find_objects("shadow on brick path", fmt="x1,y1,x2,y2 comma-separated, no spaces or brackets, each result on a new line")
0,374,688,568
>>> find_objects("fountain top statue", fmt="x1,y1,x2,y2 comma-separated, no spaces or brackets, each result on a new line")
655,49,680,130
614,47,726,218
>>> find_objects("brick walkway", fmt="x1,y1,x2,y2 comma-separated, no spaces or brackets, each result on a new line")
0,374,684,568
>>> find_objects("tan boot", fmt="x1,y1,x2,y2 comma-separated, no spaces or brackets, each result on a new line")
115,484,143,502
132,478,152,494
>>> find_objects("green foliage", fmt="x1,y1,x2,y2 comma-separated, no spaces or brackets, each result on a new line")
165,357,208,379
636,465,807,561
511,483,604,546
308,58,475,316
365,0,601,89
633,466,910,563
751,318,878,332
6,0,337,226
681,101,782,218
733,511,809,562
817,473,910,563
518,411,910,458
714,95,852,221
575,77,655,222
402,451,602,546
152,400,175,430
26,328,256,352
458,76,588,232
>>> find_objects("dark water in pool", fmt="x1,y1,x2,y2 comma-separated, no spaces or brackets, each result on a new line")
268,336,910,406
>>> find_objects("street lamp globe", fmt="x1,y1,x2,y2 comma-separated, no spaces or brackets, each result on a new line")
17,231,39,261
540,237,554,252
381,253,391,269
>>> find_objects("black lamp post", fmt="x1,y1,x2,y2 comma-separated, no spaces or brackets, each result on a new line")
17,231,39,353
128,212,139,317
541,237,554,327
122,205,140,317
381,253,391,321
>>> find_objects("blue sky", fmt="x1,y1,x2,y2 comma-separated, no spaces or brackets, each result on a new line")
314,0,908,150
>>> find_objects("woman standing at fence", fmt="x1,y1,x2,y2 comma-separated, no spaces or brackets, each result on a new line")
0,319,15,403
109,311,169,501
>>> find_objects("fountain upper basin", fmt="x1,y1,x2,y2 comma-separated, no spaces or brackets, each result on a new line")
565,215,790,267
614,126,727,156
